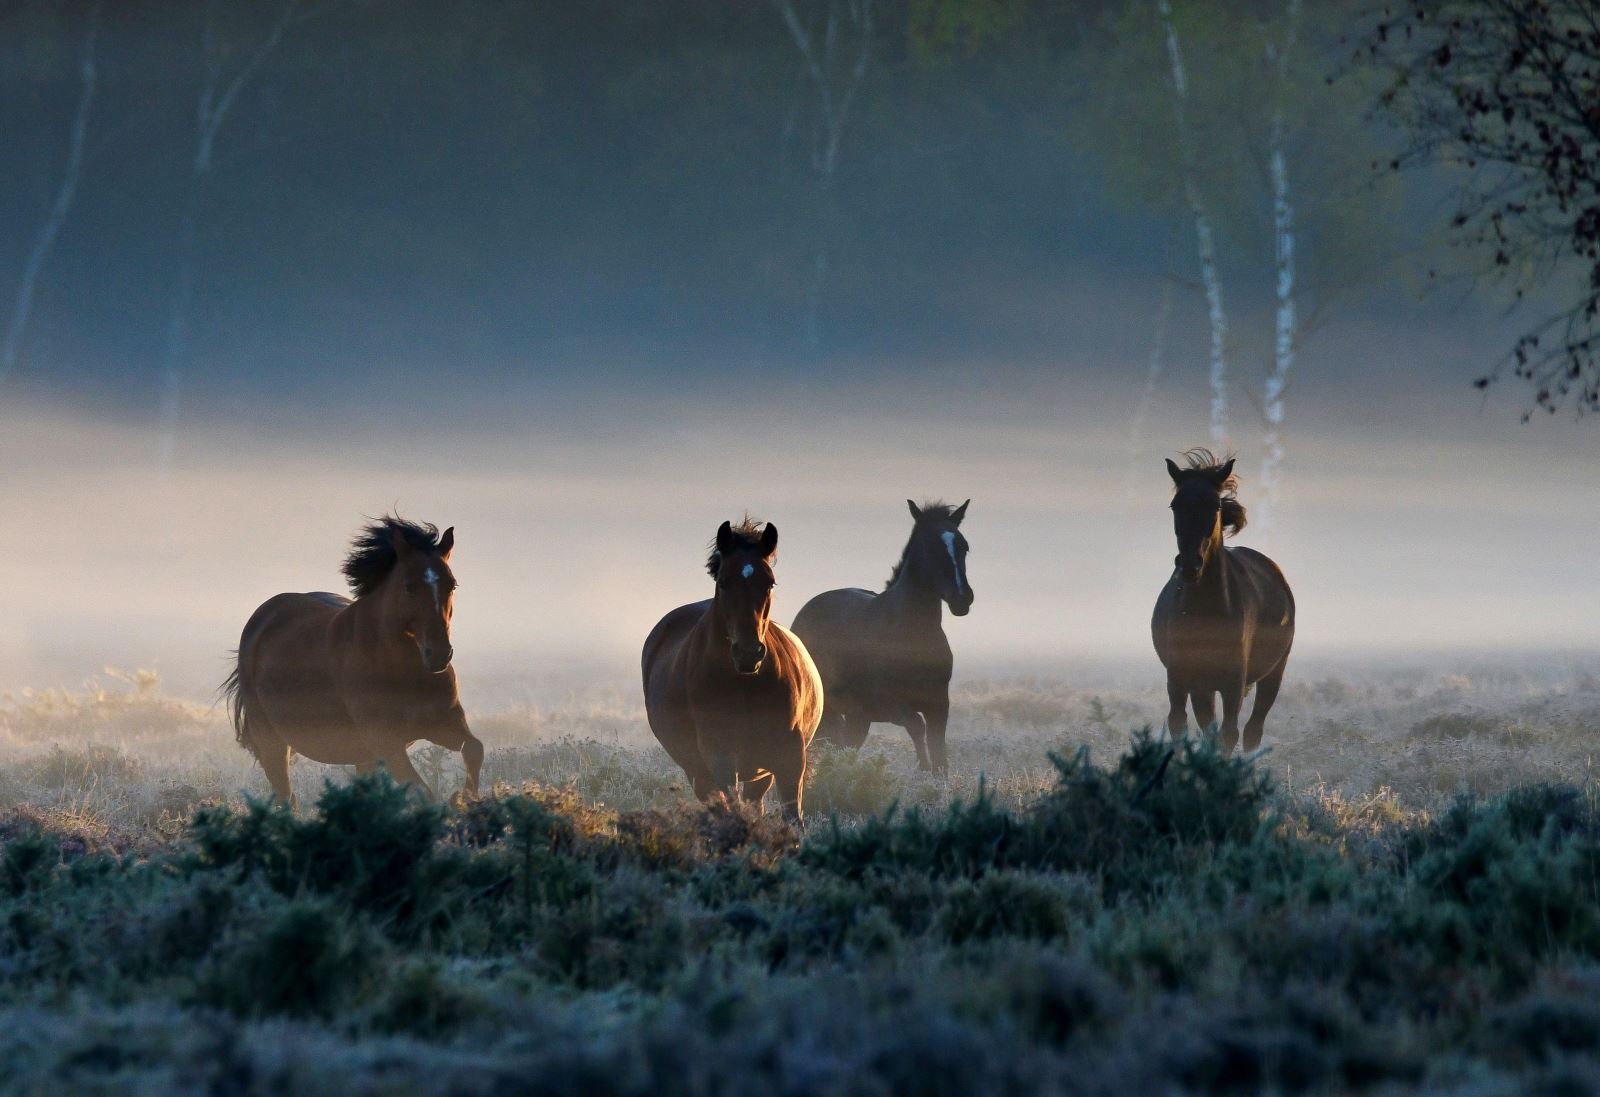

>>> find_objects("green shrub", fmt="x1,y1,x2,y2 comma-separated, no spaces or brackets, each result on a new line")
805,743,907,818
198,899,388,1019
191,774,448,928
936,871,1091,944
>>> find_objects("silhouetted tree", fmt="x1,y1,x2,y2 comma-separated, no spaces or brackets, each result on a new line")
1369,0,1600,415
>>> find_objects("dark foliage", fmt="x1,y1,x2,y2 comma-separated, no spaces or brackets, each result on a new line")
2,738,1600,1092
1367,0,1600,413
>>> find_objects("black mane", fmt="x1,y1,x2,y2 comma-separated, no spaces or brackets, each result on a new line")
886,500,961,589
706,516,766,578
1177,448,1248,536
342,516,445,597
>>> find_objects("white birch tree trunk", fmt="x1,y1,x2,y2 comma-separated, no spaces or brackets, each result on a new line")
2,4,101,382
1258,0,1302,529
1157,0,1230,450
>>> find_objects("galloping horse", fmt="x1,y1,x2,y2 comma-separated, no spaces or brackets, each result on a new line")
791,500,972,774
1152,452,1294,753
641,519,823,821
222,516,484,804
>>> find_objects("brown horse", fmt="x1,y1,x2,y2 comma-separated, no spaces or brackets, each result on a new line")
222,516,483,805
1151,451,1295,753
641,519,823,821
791,500,971,774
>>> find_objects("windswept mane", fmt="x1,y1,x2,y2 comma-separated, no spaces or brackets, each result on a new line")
342,515,445,597
886,500,960,589
706,516,766,578
1177,448,1248,536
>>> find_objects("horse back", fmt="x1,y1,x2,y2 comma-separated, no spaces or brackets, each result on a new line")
791,587,879,686
235,592,351,734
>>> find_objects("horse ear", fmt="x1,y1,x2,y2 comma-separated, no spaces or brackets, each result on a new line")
437,527,454,560
907,499,922,520
716,521,734,555
1165,458,1184,483
760,522,779,558
951,499,970,525
1211,458,1236,486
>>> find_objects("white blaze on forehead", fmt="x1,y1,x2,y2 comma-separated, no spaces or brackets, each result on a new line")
741,564,755,579
423,567,442,613
941,531,964,596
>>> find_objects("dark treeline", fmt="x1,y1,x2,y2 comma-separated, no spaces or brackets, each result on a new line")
1,0,1154,405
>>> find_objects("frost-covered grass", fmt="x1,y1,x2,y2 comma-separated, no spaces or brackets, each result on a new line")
1,659,1599,1094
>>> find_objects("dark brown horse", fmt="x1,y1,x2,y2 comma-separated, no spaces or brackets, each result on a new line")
641,519,823,821
222,516,483,805
791,500,972,774
1151,451,1294,753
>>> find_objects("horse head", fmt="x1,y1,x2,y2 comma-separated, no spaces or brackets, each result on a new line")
1166,451,1245,584
710,519,778,674
907,499,973,615
383,522,458,673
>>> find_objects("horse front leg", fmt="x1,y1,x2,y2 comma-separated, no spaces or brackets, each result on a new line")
1243,659,1287,753
460,732,485,797
900,710,932,772
922,694,951,777
372,741,436,801
1165,676,1189,738
771,734,808,825
1217,677,1246,755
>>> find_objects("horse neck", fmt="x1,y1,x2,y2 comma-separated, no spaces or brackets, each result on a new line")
343,585,422,673
1184,526,1232,615
883,539,943,624
700,592,763,655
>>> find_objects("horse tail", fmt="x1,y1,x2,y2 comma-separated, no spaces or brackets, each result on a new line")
219,653,259,759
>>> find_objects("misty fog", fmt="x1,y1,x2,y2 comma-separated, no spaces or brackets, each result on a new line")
2,1,1595,701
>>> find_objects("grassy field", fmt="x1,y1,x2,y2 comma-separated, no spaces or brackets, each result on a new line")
1,658,1598,1094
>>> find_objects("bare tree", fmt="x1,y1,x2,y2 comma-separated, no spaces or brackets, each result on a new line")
770,0,874,349
1156,0,1231,449
159,0,310,470
1367,0,1600,415
2,2,101,382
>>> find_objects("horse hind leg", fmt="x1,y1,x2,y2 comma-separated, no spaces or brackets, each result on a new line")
1189,690,1218,736
900,711,931,771
252,732,295,808
812,707,847,747
839,712,871,750
1242,660,1287,753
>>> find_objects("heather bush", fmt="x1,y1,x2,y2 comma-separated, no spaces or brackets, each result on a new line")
0,719,1595,1093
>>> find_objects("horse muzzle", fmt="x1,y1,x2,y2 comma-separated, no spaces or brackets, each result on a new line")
948,591,974,617
420,644,454,674
730,641,767,676
1176,554,1204,584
